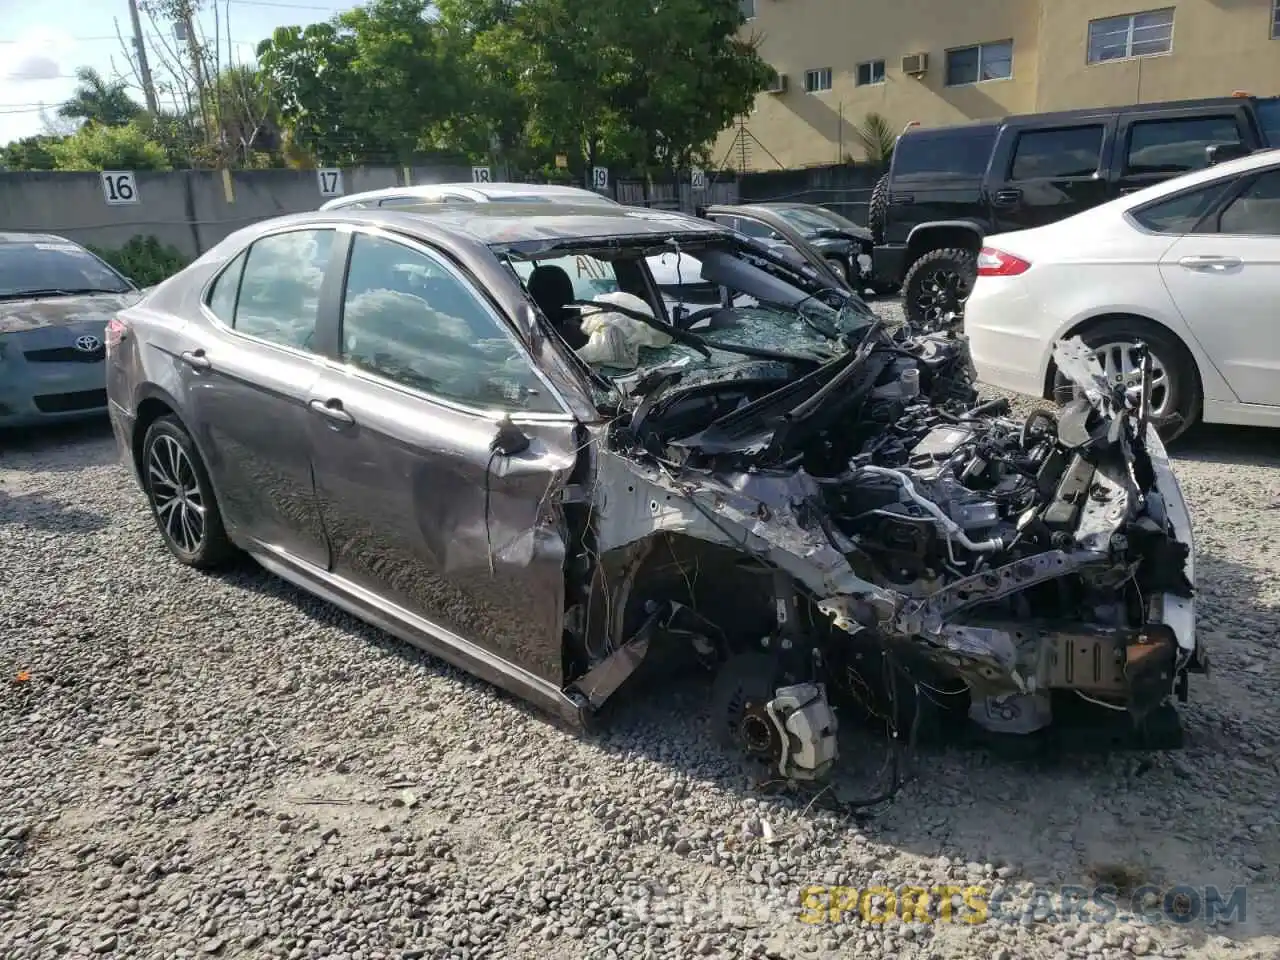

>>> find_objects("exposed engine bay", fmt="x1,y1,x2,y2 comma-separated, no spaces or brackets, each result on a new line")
507,233,1203,793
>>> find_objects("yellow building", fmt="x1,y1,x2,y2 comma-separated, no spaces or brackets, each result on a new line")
718,0,1280,170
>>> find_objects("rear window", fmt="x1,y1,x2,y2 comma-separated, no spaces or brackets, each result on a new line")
892,128,996,179
1129,181,1235,234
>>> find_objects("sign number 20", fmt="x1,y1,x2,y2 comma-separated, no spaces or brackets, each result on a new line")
101,171,139,205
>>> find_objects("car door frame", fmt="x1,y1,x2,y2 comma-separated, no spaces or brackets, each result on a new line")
279,220,589,723
1114,104,1261,196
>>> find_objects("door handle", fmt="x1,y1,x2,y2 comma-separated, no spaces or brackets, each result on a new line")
180,349,211,371
1178,255,1242,271
992,188,1022,207
308,398,355,425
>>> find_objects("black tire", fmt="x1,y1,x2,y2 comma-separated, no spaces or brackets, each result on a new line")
1051,319,1201,444
141,415,235,569
901,247,978,331
867,172,889,244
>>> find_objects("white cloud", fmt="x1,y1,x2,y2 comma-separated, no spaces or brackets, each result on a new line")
7,55,63,82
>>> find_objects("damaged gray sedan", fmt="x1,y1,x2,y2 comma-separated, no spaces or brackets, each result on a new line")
105,203,1204,785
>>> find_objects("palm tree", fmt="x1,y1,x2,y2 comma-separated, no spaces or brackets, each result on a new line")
852,111,896,167
57,67,143,128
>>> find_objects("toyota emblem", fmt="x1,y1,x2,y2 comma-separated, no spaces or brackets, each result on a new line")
74,334,102,353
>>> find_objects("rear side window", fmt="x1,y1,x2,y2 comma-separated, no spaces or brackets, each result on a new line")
1009,125,1105,179
1125,116,1241,175
1129,181,1234,233
1256,98,1280,147
893,129,996,178
233,229,334,351
206,251,246,323
1217,169,1280,236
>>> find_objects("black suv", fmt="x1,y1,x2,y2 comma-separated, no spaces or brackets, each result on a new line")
869,95,1280,327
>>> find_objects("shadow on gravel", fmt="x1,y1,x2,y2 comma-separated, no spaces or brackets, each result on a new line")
0,487,110,533
0,417,119,471
1170,422,1280,469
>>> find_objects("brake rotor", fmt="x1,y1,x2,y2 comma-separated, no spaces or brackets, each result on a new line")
711,652,784,764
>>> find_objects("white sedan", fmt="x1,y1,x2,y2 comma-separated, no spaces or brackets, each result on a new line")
965,148,1280,439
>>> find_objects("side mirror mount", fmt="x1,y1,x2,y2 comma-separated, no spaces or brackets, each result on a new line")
1205,142,1251,167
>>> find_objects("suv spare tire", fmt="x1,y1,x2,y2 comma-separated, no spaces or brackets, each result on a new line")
902,247,977,331
867,173,889,244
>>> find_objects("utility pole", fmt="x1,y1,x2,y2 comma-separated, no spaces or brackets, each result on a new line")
127,0,160,113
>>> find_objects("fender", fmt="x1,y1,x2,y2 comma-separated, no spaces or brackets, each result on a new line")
905,220,987,250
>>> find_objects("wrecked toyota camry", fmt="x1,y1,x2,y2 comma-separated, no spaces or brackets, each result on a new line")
107,203,1204,788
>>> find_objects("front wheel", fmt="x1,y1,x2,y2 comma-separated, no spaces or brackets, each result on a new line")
901,247,977,331
824,256,850,284
141,415,235,568
1051,320,1201,443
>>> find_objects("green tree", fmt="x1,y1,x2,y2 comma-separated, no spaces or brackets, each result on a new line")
0,135,65,171
48,121,171,171
57,67,143,128
851,112,896,167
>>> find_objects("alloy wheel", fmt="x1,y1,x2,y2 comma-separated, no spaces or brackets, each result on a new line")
913,268,971,329
148,434,206,554
1056,341,1174,420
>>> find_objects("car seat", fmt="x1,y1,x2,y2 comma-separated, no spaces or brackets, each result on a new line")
526,264,586,349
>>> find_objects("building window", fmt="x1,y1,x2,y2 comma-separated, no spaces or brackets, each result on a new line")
1273,0,1279,39
945,40,1013,86
856,60,886,86
740,0,756,20
804,68,833,93
1087,9,1174,63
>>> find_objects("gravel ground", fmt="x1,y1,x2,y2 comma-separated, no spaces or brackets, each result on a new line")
2,304,1279,960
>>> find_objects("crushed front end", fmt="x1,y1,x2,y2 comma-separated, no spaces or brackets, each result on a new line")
529,235,1198,784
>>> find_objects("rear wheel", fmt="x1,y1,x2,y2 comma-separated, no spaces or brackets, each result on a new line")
141,416,235,568
901,247,977,331
1051,319,1201,443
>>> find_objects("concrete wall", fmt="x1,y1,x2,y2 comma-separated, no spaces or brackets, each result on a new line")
724,0,1280,170
0,165,472,259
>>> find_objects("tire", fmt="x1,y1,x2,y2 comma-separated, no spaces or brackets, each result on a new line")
141,415,235,569
1051,318,1201,444
901,247,977,331
867,172,889,244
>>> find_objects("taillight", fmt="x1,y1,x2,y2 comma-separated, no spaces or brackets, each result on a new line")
977,247,1031,277
105,316,128,348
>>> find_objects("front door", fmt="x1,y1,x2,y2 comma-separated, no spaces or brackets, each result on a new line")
182,227,339,567
306,228,578,685
989,122,1114,233
1158,166,1280,407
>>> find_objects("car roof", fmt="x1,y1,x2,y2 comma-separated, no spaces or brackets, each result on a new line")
0,231,75,246
322,181,615,208
232,203,727,250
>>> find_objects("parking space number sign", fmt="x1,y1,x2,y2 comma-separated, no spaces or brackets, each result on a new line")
690,167,706,190
317,168,343,197
101,171,139,205
592,166,609,190
472,166,492,183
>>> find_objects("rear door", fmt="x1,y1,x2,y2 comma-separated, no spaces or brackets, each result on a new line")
1115,107,1255,196
1156,165,1280,406
987,120,1115,232
305,226,579,684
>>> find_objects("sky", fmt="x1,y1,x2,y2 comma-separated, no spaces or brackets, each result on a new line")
0,0,359,145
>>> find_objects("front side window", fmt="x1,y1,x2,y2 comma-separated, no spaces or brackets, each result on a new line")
945,40,1013,86
1217,169,1280,236
1129,181,1235,234
1009,125,1105,180
734,218,782,240
341,234,558,412
804,68,832,93
1087,8,1174,63
232,229,334,350
1126,116,1240,175
856,60,885,86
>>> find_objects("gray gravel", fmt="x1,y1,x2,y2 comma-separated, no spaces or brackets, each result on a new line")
2,305,1279,959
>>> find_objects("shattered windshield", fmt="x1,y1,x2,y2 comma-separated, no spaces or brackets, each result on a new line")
501,237,873,386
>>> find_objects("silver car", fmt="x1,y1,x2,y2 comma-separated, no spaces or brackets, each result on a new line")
106,202,1203,786
0,233,141,428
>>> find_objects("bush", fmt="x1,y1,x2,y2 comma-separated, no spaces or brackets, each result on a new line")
48,121,171,172
89,236,190,287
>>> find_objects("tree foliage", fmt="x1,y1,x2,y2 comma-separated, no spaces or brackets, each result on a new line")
47,122,171,171
0,136,63,171
57,67,144,128
852,111,896,167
